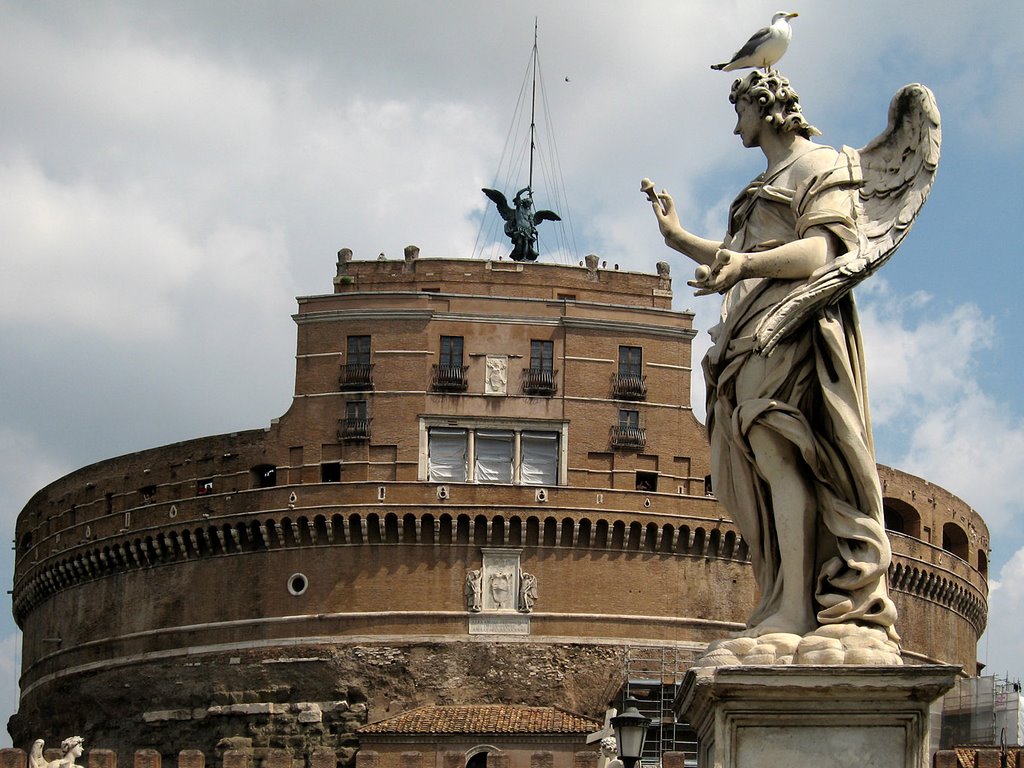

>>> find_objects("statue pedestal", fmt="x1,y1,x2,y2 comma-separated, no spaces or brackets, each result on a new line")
676,665,959,768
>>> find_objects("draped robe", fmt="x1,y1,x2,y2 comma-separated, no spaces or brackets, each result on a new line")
703,145,899,637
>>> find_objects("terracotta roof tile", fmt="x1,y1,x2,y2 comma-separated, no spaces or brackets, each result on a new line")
358,705,601,735
954,747,975,768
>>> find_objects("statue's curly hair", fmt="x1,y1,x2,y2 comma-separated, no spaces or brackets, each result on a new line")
730,71,821,139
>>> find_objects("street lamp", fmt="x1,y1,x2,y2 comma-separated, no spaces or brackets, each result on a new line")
610,705,651,768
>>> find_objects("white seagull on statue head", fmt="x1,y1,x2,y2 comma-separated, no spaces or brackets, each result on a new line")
711,11,799,72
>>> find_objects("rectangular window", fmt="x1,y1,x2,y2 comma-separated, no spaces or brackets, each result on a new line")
475,430,514,483
530,340,554,372
346,400,367,421
620,409,640,428
427,428,468,482
618,345,642,377
440,336,464,367
347,335,371,366
521,431,559,486
321,462,342,482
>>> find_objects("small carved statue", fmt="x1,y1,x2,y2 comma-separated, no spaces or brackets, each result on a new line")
29,740,46,768
41,736,85,768
519,572,538,613
464,569,482,612
482,187,561,262
598,737,623,768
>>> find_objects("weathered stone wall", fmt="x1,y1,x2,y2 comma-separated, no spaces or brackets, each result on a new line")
8,641,626,764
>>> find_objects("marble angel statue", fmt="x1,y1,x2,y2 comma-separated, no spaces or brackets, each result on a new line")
32,736,85,768
643,70,940,665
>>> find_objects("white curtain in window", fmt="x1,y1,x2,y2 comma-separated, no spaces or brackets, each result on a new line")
428,428,468,482
475,430,514,483
521,431,558,485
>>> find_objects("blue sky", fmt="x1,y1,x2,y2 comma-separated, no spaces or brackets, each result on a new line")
1,0,1022,745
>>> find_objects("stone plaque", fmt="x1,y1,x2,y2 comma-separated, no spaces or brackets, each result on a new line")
469,614,531,635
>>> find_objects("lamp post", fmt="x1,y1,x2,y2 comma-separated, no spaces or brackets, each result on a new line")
610,705,651,768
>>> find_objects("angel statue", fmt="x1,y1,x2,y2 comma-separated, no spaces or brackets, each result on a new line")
35,736,85,768
644,70,939,665
482,187,561,262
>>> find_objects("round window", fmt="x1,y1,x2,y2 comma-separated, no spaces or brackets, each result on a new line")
287,573,308,596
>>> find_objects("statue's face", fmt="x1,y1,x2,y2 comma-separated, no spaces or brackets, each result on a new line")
734,97,763,148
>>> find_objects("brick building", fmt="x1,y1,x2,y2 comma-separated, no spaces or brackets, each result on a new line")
9,251,989,764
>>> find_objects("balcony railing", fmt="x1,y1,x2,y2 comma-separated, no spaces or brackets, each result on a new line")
432,364,469,393
339,363,374,390
338,417,372,442
612,372,647,400
611,424,646,450
522,367,558,396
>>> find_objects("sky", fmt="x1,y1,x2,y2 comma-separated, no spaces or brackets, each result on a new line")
2,0,1023,746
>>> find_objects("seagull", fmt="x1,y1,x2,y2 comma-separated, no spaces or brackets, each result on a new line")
711,11,799,72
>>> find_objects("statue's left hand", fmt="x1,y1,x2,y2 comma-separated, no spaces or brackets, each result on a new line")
689,248,743,295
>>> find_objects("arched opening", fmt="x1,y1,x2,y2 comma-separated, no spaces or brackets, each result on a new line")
525,517,540,547
508,517,523,546
560,518,575,547
883,498,922,538
578,518,593,548
384,514,400,544
402,514,418,544
594,519,609,548
942,522,969,561
708,528,721,558
439,514,453,545
611,520,625,549
626,522,642,551
978,549,989,579
542,517,557,547
473,515,488,545
456,515,471,545
491,516,506,546
644,523,658,552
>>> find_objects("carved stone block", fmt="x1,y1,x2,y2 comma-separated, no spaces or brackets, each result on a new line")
677,665,958,768
177,751,204,768
0,749,27,768
87,749,117,768
133,750,160,768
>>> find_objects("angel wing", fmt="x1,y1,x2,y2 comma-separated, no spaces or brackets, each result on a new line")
533,209,561,225
482,188,514,222
753,84,941,356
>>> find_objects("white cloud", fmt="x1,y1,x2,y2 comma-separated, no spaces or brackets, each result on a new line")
0,631,18,748
980,548,1024,680
859,286,1024,536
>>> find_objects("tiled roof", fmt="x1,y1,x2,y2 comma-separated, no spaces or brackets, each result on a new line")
954,747,975,768
358,705,601,735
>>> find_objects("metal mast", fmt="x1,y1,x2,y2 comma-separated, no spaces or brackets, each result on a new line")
528,17,538,192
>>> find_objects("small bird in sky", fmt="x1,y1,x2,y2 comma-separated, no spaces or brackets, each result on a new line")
711,11,799,72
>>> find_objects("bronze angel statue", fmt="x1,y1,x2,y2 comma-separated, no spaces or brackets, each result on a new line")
644,70,939,665
482,186,561,262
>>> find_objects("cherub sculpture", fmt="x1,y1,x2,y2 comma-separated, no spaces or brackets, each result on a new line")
482,187,561,262
644,70,939,665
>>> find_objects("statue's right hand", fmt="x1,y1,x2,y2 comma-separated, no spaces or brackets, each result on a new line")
653,190,681,238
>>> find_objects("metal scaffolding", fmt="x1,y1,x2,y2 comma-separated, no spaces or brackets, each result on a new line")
622,645,701,768
940,675,1024,749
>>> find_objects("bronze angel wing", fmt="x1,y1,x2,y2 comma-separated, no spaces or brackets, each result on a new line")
752,84,941,356
482,188,514,222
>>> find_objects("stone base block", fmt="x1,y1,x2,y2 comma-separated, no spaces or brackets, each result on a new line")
676,665,959,768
